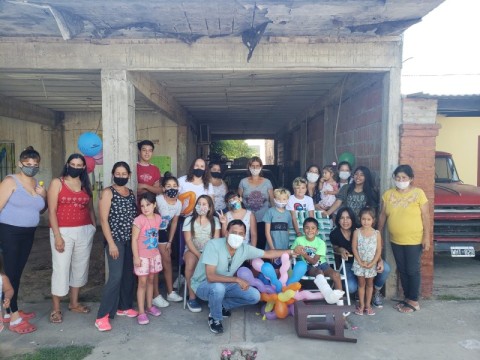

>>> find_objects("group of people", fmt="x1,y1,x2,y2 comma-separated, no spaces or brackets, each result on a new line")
0,141,430,335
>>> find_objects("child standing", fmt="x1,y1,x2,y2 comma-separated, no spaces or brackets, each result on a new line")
152,176,183,308
337,161,352,189
220,191,257,246
318,164,339,210
132,193,163,325
263,188,292,251
291,218,343,293
352,207,382,316
1,256,14,333
287,177,315,237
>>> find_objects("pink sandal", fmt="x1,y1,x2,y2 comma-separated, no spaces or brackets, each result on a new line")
364,308,375,316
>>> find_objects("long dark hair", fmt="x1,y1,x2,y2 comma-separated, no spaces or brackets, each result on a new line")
346,166,378,207
186,158,210,190
188,195,216,239
62,153,92,197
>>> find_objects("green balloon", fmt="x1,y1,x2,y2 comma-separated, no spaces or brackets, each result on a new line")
338,152,355,168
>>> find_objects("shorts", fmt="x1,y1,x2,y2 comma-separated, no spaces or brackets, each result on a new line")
158,229,169,244
307,262,330,272
134,254,162,276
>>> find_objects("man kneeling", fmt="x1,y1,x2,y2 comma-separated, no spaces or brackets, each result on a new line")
190,219,297,334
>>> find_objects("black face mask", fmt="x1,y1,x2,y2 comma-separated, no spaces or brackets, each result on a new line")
193,169,205,178
165,188,179,198
210,171,222,179
67,166,84,178
113,177,128,186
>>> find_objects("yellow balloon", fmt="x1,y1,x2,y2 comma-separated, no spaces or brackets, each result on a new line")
277,289,295,303
265,301,275,313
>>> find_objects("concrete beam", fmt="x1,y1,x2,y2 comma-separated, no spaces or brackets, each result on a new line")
128,72,188,126
0,37,402,71
0,94,57,127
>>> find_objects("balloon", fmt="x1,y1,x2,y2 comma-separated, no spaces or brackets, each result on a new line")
85,156,95,174
251,258,264,273
261,262,282,293
274,300,288,319
279,253,290,286
286,261,307,285
78,132,102,157
277,289,295,303
260,293,277,303
286,298,295,305
294,290,325,301
261,304,278,320
338,151,355,168
178,191,196,215
93,150,103,165
282,282,301,292
265,301,275,313
257,273,270,285
237,267,268,293
263,285,276,294
288,304,295,316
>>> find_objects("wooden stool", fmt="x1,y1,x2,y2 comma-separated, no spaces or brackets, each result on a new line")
294,300,357,343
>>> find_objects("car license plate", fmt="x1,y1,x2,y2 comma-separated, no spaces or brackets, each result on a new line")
450,246,475,257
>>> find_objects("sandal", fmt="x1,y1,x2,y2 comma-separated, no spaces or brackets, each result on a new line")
354,306,364,316
18,310,36,320
393,301,407,310
398,302,420,313
68,304,91,314
50,310,63,323
364,307,375,316
10,320,37,334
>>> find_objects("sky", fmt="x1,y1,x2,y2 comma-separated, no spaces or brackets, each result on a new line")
401,0,480,95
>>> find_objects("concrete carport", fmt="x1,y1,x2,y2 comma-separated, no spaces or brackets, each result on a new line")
0,0,444,297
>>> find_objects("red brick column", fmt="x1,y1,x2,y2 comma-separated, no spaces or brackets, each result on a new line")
398,123,441,298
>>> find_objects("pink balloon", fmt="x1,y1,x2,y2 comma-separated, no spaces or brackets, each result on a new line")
279,253,290,286
85,156,96,174
294,290,325,301
251,258,264,272
93,150,103,165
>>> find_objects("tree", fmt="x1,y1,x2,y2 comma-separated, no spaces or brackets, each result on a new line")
210,140,257,161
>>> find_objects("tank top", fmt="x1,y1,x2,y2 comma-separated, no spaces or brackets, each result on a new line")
108,186,137,242
226,210,252,244
0,175,45,227
55,178,92,227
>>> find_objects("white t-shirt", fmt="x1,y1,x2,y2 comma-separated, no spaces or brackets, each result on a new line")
156,195,182,230
178,175,214,215
286,195,315,212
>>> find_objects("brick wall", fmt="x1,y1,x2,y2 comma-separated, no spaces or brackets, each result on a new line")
399,123,440,298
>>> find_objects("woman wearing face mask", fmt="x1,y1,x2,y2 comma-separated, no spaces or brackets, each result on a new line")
238,156,274,250
378,165,430,314
178,158,214,216
209,161,228,212
182,195,221,312
304,165,322,209
0,146,46,334
337,161,353,189
48,153,96,324
94,162,138,331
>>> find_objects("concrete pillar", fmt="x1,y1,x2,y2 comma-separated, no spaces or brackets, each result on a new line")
101,69,137,192
177,125,188,176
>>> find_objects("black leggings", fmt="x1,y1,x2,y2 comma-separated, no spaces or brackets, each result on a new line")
391,243,423,301
0,223,36,313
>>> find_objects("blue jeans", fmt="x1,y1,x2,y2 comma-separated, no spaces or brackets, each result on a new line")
345,260,391,293
195,281,261,321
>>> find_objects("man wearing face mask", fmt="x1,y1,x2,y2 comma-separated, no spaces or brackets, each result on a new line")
190,219,298,334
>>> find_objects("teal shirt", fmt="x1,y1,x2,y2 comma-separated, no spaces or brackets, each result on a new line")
290,235,326,265
190,238,264,293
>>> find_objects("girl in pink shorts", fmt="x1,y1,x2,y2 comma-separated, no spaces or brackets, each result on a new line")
132,193,163,325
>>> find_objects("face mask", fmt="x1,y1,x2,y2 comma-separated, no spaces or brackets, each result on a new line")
229,200,241,210
193,168,205,178
274,199,288,208
395,180,410,190
20,165,39,177
67,166,83,178
339,171,351,180
227,233,244,249
249,168,261,176
210,171,222,179
165,188,179,198
113,177,128,186
195,204,209,216
306,172,319,183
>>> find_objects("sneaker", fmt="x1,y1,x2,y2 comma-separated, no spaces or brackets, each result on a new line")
167,291,183,302
173,275,185,289
187,299,202,313
146,306,161,317
208,315,223,334
137,313,149,325
372,290,384,308
152,295,170,308
222,307,231,318
116,309,139,318
95,315,112,332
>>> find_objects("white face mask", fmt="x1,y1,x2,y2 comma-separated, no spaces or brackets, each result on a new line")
339,171,351,180
227,233,244,249
249,167,261,176
195,204,209,216
306,172,320,183
274,199,288,208
395,180,410,190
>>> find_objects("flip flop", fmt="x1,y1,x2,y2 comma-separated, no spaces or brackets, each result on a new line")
9,320,37,334
354,306,364,316
68,304,91,314
398,302,420,313
393,301,407,310
50,310,63,323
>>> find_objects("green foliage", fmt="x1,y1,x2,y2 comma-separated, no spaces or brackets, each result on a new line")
7,346,94,360
210,140,257,160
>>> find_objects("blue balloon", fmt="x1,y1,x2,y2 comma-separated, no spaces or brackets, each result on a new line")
286,261,307,285
261,262,282,293
257,273,270,285
78,132,102,157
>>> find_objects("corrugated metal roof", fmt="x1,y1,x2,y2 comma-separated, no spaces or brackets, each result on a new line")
407,93,480,117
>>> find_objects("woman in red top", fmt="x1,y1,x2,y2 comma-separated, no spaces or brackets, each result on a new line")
47,154,96,324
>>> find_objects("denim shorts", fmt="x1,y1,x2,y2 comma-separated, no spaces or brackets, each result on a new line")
307,262,330,272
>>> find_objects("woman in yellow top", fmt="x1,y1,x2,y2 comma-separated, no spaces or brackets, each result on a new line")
378,165,430,313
